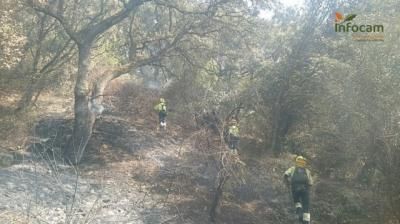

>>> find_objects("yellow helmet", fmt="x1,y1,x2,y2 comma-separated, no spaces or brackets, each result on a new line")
160,98,165,103
295,156,307,168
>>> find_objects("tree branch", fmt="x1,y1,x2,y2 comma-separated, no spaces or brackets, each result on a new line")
82,0,148,43
27,0,79,43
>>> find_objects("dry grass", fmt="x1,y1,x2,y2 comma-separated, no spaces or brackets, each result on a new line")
0,211,29,224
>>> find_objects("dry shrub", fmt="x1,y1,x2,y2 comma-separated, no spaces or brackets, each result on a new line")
163,78,205,130
104,79,159,120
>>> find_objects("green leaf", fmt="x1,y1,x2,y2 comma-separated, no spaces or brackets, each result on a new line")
343,14,357,22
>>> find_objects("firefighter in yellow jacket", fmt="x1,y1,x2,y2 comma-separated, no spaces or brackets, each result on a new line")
154,98,167,130
227,119,240,154
284,156,313,224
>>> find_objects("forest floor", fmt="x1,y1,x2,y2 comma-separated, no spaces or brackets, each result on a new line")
0,91,374,224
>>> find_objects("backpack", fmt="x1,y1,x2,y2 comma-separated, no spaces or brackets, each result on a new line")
155,103,166,112
158,104,167,117
161,104,167,112
291,167,309,187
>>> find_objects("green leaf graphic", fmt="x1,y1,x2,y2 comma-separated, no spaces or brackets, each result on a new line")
343,14,357,22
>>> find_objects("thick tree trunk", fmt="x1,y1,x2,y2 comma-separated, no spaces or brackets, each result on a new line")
29,0,146,164
65,44,94,164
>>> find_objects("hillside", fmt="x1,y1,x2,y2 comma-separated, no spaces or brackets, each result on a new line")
0,88,381,224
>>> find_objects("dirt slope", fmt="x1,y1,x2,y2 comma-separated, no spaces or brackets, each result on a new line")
0,91,377,224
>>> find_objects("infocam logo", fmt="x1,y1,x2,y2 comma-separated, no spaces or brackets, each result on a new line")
334,12,384,41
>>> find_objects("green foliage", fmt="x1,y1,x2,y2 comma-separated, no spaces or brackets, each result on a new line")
343,14,357,23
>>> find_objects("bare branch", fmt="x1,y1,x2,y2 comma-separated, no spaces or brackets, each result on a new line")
26,0,79,43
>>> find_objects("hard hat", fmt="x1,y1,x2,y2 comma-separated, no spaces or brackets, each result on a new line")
160,98,165,103
295,156,307,168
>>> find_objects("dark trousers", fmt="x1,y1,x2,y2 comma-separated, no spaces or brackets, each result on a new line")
292,186,310,213
229,135,240,150
159,111,167,124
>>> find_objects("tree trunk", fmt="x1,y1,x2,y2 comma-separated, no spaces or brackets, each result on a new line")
16,73,48,112
65,44,94,164
270,103,281,153
209,174,229,223
29,0,146,164
16,79,39,112
270,84,285,154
